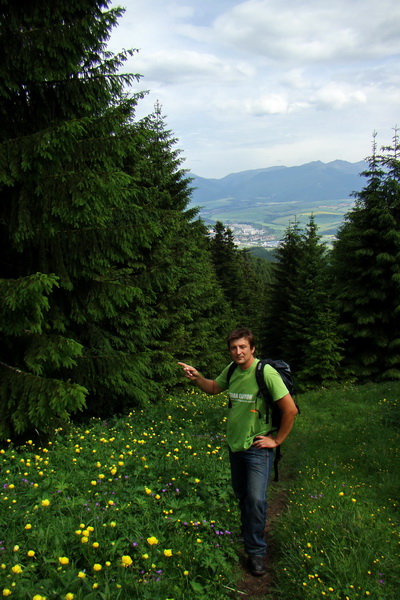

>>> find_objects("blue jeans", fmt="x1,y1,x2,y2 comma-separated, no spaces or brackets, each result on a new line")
229,446,274,556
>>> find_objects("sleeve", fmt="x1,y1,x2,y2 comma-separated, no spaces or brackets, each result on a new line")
264,365,289,401
215,363,232,391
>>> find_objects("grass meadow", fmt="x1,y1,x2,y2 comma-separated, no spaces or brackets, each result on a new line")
270,382,400,600
0,382,399,600
199,200,351,241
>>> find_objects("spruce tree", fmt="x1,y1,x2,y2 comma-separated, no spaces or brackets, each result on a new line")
262,219,304,360
234,249,272,347
208,221,272,344
209,221,242,305
331,132,400,380
263,216,343,388
0,0,157,438
292,216,343,387
126,104,233,382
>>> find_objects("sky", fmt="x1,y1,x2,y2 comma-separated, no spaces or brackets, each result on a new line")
107,0,400,178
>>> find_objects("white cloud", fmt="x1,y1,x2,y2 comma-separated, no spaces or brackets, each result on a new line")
108,0,400,178
135,50,254,85
312,83,367,110
213,0,400,63
245,93,290,115
280,69,310,89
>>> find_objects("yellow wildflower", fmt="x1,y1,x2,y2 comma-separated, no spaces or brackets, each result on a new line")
121,555,133,567
147,536,158,545
11,565,22,574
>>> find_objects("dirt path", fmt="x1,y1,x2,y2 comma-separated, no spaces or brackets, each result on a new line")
231,487,289,600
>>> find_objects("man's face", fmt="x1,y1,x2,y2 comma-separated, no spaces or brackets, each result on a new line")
229,337,255,370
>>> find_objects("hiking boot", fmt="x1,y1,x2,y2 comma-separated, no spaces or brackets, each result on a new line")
248,555,266,576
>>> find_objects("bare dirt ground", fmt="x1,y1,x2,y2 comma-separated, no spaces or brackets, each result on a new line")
230,487,289,600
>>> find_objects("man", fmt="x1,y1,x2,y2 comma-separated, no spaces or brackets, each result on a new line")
178,328,298,577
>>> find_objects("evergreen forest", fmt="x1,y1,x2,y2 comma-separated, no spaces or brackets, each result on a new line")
1,0,400,441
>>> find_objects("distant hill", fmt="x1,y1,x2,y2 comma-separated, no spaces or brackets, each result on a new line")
189,160,367,243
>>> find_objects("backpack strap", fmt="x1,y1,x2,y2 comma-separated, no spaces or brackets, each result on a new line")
255,359,275,421
226,362,238,408
255,359,281,481
271,446,281,482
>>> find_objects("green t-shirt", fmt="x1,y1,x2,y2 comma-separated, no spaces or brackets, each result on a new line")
216,358,289,452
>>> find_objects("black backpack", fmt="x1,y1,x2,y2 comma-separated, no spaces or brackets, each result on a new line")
226,358,298,481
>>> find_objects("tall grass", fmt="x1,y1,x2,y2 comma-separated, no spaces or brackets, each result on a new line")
0,392,238,600
0,382,399,600
270,382,400,600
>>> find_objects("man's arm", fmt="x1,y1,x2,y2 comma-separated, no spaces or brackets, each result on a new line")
178,362,224,395
252,393,298,448
274,393,298,445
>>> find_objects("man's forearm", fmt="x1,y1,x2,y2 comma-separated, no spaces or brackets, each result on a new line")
275,412,296,445
178,362,223,395
275,394,298,445
192,376,221,395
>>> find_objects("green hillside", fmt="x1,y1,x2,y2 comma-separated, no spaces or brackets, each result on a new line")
190,160,364,242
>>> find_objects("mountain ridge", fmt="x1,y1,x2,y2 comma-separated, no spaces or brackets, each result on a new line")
188,159,367,243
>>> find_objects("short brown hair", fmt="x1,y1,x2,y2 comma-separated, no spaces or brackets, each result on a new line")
227,328,255,349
